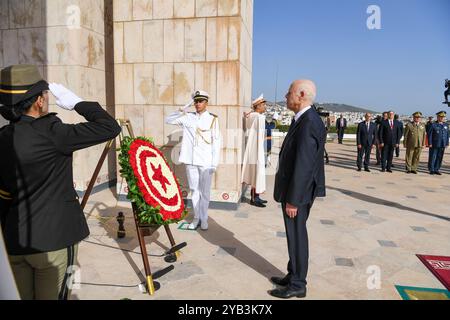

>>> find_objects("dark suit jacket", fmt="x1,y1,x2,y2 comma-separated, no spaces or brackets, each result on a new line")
274,108,326,207
378,119,402,146
336,118,347,131
357,121,376,146
0,102,121,255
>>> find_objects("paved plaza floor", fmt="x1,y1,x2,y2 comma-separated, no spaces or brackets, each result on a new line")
71,141,450,300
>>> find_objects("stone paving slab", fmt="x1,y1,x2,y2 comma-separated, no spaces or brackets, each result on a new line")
71,142,450,300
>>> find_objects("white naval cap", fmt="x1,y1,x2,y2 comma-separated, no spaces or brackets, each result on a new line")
192,90,209,101
252,93,266,107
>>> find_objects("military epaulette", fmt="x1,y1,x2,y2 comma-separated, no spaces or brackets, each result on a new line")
188,112,196,115
209,113,218,118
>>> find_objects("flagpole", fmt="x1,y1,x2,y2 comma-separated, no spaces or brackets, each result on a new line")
274,64,279,107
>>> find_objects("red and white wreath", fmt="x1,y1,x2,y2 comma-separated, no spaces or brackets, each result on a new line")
128,139,185,221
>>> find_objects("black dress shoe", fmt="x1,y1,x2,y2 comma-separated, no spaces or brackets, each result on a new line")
436,172,442,175
387,169,393,173
381,169,386,172
250,200,266,208
406,170,411,174
268,286,307,299
430,172,435,175
270,276,290,286
255,197,268,204
412,171,418,174
364,168,371,172
357,168,362,172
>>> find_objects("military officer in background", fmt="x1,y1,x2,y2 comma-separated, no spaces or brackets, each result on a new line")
425,116,434,133
242,94,268,208
428,111,449,175
403,112,426,174
165,90,221,231
0,64,121,300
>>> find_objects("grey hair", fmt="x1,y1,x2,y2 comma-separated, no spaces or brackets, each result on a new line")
296,81,317,102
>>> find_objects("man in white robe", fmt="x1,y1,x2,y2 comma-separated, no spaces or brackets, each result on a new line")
241,94,267,208
165,91,221,230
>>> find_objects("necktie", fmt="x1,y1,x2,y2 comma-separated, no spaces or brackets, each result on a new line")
367,122,369,131
288,118,296,134
390,121,393,129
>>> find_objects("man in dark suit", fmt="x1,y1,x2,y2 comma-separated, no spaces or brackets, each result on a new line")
356,113,376,172
375,112,389,166
336,114,347,144
270,80,326,299
378,110,402,173
394,114,404,158
0,65,121,300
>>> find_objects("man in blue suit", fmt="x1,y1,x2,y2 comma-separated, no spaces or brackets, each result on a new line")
356,113,377,172
270,79,326,299
378,111,402,173
428,111,449,175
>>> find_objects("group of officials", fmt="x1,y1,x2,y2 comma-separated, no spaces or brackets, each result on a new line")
0,63,448,301
0,63,326,300
354,110,448,174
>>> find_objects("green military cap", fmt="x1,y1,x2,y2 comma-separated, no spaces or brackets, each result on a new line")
412,111,423,117
436,111,447,117
0,64,49,106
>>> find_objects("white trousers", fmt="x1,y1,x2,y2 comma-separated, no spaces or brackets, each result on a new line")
186,165,214,223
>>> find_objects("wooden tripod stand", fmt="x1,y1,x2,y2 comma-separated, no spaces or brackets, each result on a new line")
80,119,185,295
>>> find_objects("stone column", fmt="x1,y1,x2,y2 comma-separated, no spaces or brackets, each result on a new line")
0,0,116,195
114,0,253,208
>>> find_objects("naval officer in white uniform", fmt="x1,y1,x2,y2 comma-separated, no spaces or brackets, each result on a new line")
165,91,221,230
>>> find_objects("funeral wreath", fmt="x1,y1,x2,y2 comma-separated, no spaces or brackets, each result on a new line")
119,136,188,226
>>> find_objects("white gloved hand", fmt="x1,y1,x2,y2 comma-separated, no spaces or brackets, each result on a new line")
49,83,83,111
179,99,194,113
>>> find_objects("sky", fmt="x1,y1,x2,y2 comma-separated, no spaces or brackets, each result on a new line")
252,0,450,115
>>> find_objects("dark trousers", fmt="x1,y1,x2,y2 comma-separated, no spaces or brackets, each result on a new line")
357,145,372,169
337,129,345,143
382,144,395,170
395,146,400,157
429,147,445,172
375,143,381,164
282,202,312,290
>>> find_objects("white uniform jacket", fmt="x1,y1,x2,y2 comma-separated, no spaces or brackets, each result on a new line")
166,109,221,169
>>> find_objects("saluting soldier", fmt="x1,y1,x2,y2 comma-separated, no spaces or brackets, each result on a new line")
0,65,121,300
428,111,449,175
403,112,426,174
165,90,221,231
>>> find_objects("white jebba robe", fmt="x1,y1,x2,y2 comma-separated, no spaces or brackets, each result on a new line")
241,112,266,194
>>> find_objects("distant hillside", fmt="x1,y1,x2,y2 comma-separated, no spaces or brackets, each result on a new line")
267,101,379,114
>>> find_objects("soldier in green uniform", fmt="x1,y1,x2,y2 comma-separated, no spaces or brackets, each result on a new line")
0,65,121,299
403,112,426,174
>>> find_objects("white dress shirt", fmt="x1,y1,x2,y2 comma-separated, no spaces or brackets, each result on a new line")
294,106,312,123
